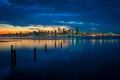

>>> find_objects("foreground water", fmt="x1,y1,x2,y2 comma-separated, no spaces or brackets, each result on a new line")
0,38,120,80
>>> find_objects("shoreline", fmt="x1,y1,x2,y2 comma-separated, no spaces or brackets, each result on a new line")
0,36,120,40
0,41,11,42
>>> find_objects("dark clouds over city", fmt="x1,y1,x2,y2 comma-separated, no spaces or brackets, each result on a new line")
0,0,120,32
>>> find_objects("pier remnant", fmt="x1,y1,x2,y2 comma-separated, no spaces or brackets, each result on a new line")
34,48,36,62
13,50,16,65
61,42,62,48
11,45,13,53
10,45,16,70
45,44,47,52
55,41,56,48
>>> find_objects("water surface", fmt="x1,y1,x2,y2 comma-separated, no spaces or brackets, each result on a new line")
0,38,120,80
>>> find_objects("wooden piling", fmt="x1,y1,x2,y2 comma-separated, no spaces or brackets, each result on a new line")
11,45,14,70
11,45,13,53
13,50,16,65
11,45,13,60
45,44,47,52
11,51,14,70
55,41,56,48
34,48,36,54
61,42,62,48
34,48,36,62
11,49,16,70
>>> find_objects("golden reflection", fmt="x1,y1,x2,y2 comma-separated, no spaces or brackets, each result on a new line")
91,39,96,45
99,39,102,44
0,39,69,51
0,39,119,50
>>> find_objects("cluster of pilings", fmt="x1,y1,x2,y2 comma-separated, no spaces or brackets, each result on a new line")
10,42,63,70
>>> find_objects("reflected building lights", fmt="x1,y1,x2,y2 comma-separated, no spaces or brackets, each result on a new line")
0,39,70,51
0,39,119,51
99,39,102,44
91,39,96,45
73,38,76,46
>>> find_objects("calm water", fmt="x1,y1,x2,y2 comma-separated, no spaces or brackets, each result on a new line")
0,38,120,80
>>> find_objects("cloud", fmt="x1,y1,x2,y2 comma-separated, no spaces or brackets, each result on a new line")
91,27,96,31
0,0,11,6
53,21,101,28
34,13,85,17
0,24,70,31
90,23,100,26
0,24,14,28
53,21,84,25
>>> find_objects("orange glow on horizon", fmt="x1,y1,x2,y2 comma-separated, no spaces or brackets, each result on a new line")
0,29,33,34
0,25,70,34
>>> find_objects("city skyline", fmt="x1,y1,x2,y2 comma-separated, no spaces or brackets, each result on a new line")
0,25,120,37
0,24,70,34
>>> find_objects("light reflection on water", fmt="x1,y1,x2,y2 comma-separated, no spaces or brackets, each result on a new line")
0,38,119,51
0,38,120,80
0,39,70,51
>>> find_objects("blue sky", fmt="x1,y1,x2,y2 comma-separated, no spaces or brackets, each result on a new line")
0,0,120,32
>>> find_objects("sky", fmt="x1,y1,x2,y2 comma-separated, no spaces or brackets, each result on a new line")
0,0,120,33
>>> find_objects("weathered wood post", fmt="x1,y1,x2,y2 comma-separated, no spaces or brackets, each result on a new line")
61,42,62,48
34,48,36,62
11,51,13,70
55,41,56,48
10,45,14,70
45,44,47,52
13,50,16,65
11,45,13,53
